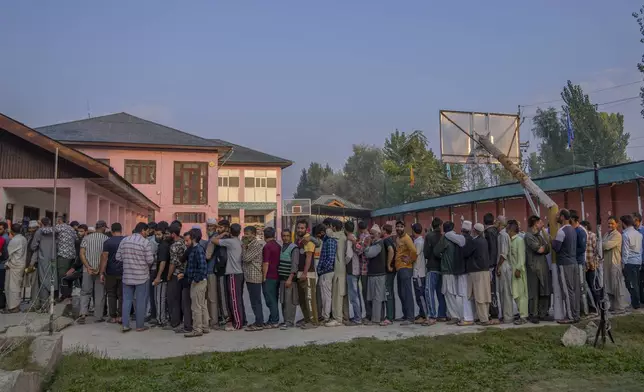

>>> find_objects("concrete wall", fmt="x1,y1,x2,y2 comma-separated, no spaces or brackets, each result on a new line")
2,187,70,222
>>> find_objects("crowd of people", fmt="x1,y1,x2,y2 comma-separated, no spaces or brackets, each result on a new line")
0,208,642,337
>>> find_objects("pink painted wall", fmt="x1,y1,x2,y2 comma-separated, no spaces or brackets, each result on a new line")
79,149,219,224
78,149,284,232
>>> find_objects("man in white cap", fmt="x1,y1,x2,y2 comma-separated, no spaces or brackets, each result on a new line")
463,223,495,325
362,224,388,324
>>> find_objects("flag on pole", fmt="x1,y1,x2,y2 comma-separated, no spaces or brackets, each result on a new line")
566,110,575,149
409,165,415,187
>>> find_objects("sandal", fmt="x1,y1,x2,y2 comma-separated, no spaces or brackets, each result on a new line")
136,326,150,332
457,321,474,326
422,319,437,326
245,324,264,332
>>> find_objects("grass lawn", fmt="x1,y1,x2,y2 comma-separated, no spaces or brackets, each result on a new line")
0,337,35,371
49,315,644,392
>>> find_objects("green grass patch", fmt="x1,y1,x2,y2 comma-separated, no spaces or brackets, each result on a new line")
0,337,35,371
48,315,644,392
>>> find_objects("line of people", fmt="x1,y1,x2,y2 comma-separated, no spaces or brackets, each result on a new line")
1,208,642,333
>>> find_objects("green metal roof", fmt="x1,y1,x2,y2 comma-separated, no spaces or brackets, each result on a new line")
371,160,644,217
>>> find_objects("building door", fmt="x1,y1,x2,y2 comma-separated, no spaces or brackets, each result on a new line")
23,206,40,221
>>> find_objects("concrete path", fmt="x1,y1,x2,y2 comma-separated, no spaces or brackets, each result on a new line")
61,319,557,360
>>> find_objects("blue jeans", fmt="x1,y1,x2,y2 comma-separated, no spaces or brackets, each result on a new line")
396,268,415,322
122,280,149,329
346,275,362,322
425,271,447,319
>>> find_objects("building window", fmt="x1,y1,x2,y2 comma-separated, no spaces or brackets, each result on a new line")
244,170,278,202
96,158,110,166
175,212,206,223
245,215,265,224
174,162,208,205
125,160,156,184
218,169,240,202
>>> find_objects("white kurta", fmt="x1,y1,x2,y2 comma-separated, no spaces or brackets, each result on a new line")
6,234,28,309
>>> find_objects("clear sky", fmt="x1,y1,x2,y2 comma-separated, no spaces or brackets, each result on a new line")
2,1,643,197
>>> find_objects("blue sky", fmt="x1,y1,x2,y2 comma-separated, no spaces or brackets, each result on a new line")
2,1,643,197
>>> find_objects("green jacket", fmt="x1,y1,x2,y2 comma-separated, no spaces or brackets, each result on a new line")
434,232,466,275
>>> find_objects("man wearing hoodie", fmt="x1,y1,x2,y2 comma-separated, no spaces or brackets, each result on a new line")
434,221,471,325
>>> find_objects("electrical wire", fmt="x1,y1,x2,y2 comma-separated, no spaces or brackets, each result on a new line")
520,80,643,108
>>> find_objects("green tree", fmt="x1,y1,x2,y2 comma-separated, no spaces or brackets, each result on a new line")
342,145,386,209
633,7,644,118
382,130,460,205
293,162,334,199
531,107,572,174
561,80,629,167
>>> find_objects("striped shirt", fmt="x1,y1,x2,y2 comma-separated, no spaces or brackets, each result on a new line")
80,232,108,269
116,233,154,285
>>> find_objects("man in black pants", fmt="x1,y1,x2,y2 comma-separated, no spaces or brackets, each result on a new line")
165,225,188,331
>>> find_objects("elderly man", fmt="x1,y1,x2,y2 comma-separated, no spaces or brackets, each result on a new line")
31,217,55,311
363,224,388,324
434,221,470,326
508,220,528,325
495,216,514,323
463,223,494,325
524,215,551,323
4,224,27,313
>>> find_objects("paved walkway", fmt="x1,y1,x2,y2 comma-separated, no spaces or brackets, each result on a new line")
61,319,557,359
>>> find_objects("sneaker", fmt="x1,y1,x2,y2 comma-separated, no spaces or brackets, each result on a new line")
325,320,342,327
174,327,190,334
300,323,318,330
245,324,264,332
447,319,459,325
280,322,294,330
529,317,540,324
345,320,361,327
436,317,449,322
513,318,528,325
184,331,203,338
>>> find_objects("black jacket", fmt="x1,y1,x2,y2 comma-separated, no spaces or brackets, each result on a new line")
463,234,491,273
423,229,443,272
484,226,499,267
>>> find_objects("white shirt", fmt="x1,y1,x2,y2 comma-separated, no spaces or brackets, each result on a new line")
413,236,426,278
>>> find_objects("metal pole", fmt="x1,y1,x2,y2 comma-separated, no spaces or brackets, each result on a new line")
49,147,59,335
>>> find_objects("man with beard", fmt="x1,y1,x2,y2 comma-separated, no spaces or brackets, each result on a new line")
363,224,387,324
381,224,396,326
463,223,494,325
495,216,514,323
279,228,299,329
394,221,417,326
165,225,187,331
213,223,245,331
552,209,580,324
206,220,230,327
507,220,528,325
482,213,500,321
423,217,446,325
262,226,281,328
151,221,171,327
202,218,220,329
524,215,552,323
242,226,265,331
295,220,319,328
434,221,470,325
324,220,347,327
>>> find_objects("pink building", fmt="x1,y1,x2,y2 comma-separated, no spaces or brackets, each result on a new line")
0,113,159,228
36,113,292,232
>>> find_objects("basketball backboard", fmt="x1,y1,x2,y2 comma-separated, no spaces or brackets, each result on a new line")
282,198,312,216
439,110,520,165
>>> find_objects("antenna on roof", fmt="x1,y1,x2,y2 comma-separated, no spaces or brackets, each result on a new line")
86,99,92,119
219,147,235,167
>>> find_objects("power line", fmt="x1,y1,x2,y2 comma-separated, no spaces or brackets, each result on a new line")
521,96,640,120
520,80,642,108
520,80,643,108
